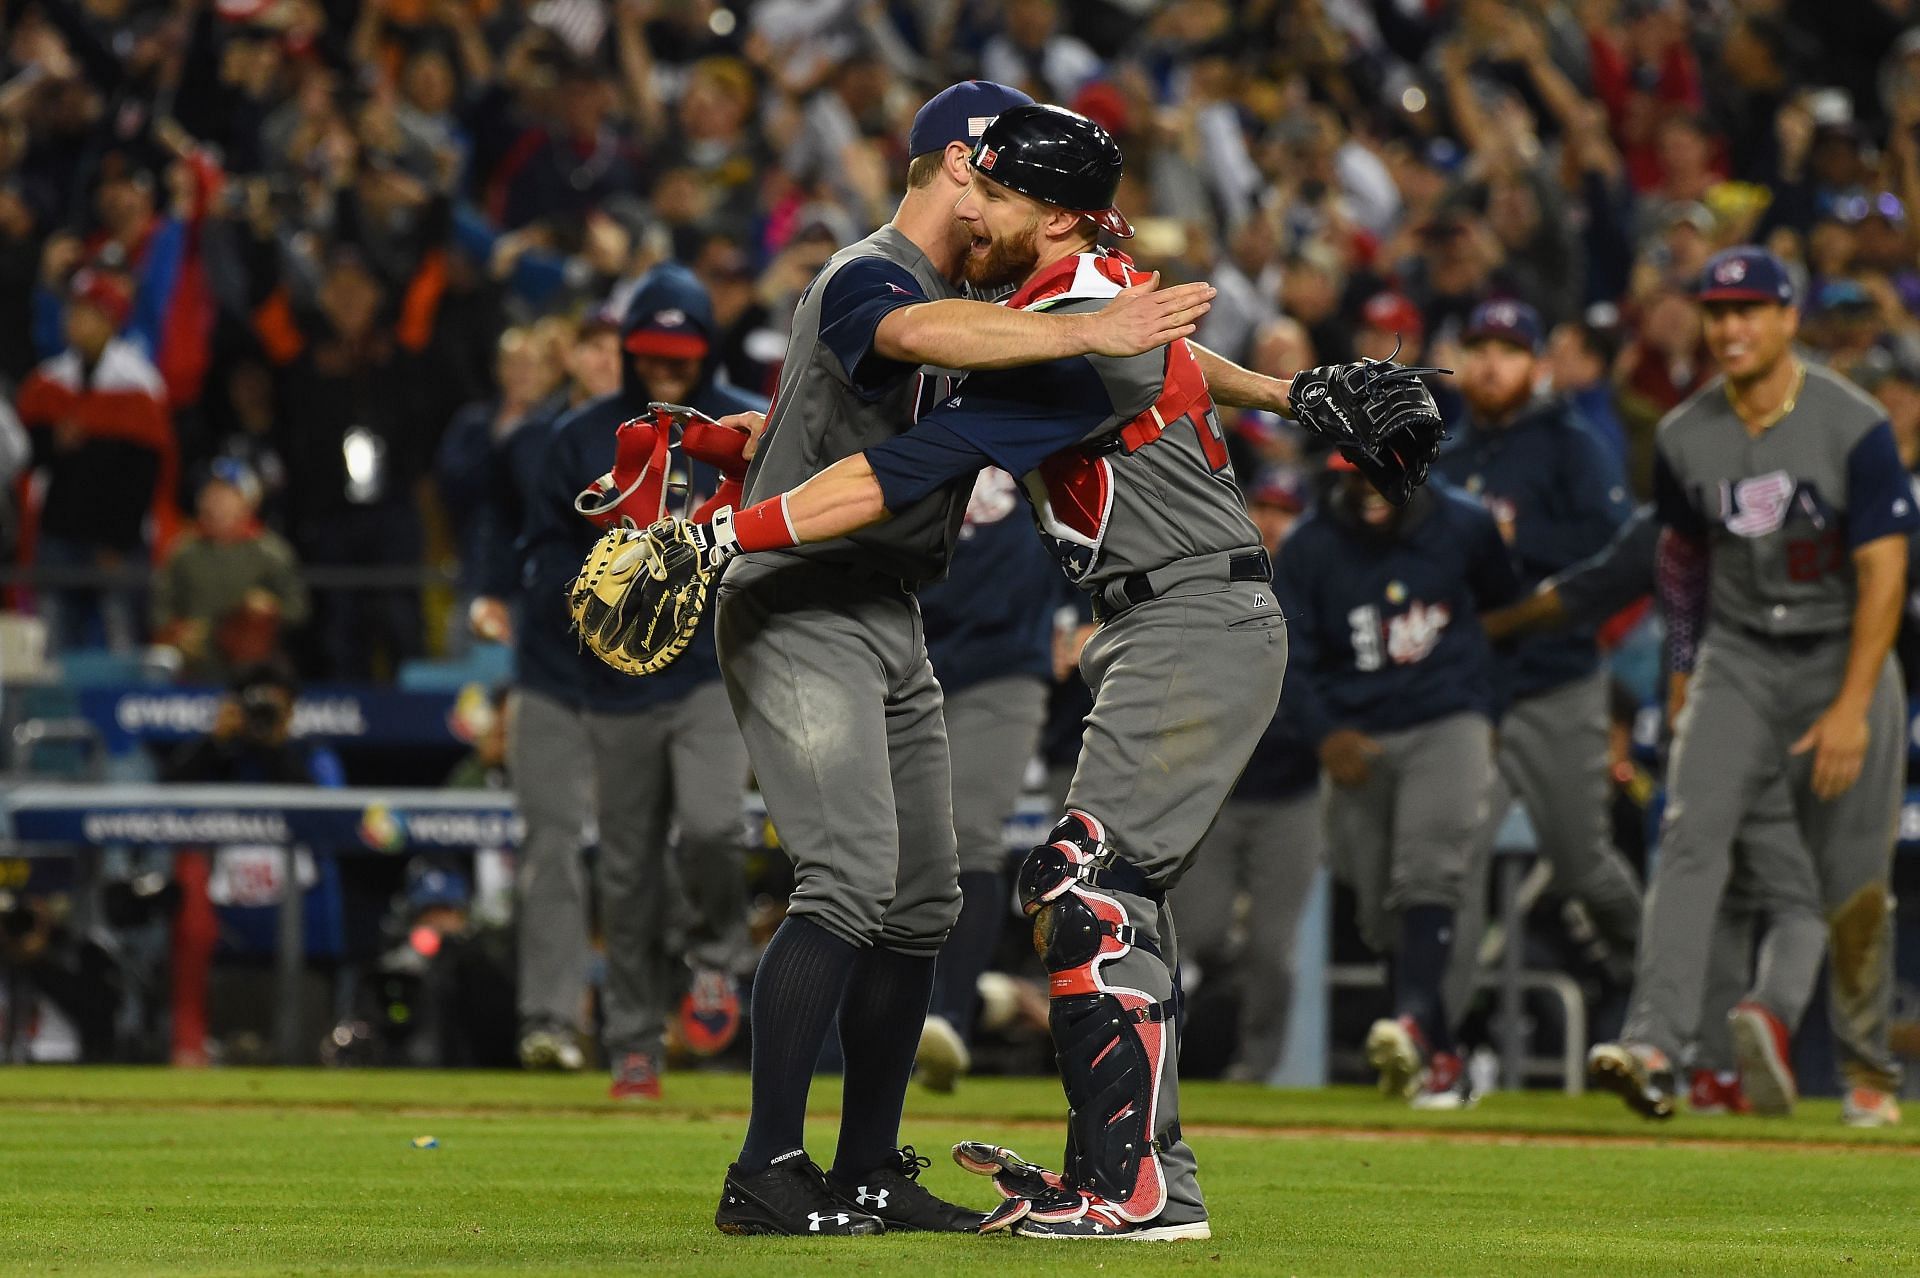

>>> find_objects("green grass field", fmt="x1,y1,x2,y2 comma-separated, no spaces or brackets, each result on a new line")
4,1069,1917,1276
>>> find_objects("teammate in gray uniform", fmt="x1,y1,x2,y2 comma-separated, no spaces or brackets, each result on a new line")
1434,303,1647,976
1486,505,1828,1115
686,104,1344,1240
702,82,1227,1238
1589,247,1915,1127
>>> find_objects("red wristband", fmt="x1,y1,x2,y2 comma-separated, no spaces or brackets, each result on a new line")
731,495,799,553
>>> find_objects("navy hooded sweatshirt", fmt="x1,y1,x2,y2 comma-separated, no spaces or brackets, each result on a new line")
514,264,767,712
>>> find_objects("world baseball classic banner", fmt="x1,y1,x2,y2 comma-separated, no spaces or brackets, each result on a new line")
73,685,498,752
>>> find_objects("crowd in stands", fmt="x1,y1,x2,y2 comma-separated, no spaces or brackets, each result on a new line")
2,0,1916,680
6,0,1920,1075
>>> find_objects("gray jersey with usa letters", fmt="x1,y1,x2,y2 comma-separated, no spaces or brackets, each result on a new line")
739,225,967,583
1654,363,1918,637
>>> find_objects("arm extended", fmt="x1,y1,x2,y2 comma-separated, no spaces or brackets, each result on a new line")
872,276,1214,369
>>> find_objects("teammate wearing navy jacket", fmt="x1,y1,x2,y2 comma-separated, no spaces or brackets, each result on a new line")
516,264,766,1099
1277,455,1521,1108
914,466,1069,1092
1434,301,1646,968
1168,467,1323,1083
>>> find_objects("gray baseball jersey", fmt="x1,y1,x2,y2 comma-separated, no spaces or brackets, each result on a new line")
863,251,1263,594
1654,364,1918,639
739,226,969,585
1630,362,1917,1090
717,227,971,955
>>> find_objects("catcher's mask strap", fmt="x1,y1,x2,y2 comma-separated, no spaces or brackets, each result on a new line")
575,415,672,527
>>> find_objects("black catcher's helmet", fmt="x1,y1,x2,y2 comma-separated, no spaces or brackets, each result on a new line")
969,103,1133,238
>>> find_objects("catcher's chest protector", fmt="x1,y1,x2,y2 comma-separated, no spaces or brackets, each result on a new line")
1009,252,1236,585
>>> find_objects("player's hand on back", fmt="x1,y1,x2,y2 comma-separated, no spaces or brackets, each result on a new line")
719,411,769,460
1086,272,1215,357
1791,701,1870,800
1320,728,1383,787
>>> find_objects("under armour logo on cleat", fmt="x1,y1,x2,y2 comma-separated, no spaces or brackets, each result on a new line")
855,1187,889,1210
808,1212,850,1231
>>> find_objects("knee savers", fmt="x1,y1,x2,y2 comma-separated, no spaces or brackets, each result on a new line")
1017,810,1172,1221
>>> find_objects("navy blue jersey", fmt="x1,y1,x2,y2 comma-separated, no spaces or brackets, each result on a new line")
1276,482,1522,740
1434,395,1633,701
921,467,1069,695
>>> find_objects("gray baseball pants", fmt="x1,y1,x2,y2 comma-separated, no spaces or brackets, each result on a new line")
1625,628,1904,1091
1689,775,1827,1072
947,675,1049,876
1323,711,1499,1027
715,558,961,954
1168,788,1323,1080
1489,670,1645,954
594,678,752,1060
509,689,595,1037
1061,565,1287,1224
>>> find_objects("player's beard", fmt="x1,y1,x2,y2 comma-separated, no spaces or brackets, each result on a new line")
963,220,1041,290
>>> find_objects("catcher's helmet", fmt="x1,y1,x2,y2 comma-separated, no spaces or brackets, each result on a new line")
970,103,1133,238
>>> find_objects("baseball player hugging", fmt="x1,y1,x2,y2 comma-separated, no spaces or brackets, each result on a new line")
631,102,1445,1239
1590,247,1915,1126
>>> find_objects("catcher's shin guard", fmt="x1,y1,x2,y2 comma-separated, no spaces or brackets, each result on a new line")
1018,811,1174,1223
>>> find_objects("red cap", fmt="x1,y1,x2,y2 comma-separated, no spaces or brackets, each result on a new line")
1361,291,1423,341
69,270,133,329
623,305,710,360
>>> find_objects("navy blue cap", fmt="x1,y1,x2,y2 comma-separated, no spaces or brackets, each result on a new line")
908,80,1034,159
1464,299,1543,352
1696,246,1795,306
407,865,471,915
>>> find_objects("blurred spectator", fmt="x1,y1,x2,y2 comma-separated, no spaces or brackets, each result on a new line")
1194,210,1280,367
436,321,566,626
981,0,1102,102
151,459,308,683
1548,319,1627,467
1614,289,1712,493
254,242,455,679
17,269,174,652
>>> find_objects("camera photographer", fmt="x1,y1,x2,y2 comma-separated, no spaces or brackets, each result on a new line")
163,660,347,1066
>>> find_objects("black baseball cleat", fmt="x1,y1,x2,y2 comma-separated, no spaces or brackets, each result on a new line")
715,1154,886,1236
830,1146,986,1233
1588,1042,1678,1120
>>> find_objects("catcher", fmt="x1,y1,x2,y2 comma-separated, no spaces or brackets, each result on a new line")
574,103,1446,1239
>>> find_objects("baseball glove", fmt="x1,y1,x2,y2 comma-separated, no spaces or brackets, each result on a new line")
1289,356,1450,506
569,517,715,676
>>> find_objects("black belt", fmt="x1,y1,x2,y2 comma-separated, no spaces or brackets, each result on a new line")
1093,549,1272,623
1732,622,1840,654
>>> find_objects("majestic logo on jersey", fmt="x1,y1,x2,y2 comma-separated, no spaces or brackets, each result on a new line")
1723,470,1795,536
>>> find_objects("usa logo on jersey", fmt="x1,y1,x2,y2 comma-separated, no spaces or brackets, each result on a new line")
1716,471,1831,537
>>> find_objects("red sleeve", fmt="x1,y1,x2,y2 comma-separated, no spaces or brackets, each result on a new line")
16,372,79,427
253,289,306,365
